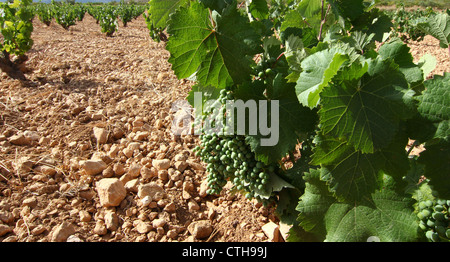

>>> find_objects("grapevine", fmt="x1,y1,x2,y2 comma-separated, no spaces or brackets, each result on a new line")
0,0,33,79
153,0,450,242
98,5,118,37
53,2,78,30
35,3,53,26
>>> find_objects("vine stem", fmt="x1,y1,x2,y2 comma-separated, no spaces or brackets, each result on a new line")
269,52,285,68
318,3,331,41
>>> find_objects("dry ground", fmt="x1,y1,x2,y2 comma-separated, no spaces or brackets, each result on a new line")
0,15,278,242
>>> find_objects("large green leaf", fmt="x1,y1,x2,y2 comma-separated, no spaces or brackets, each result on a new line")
297,0,321,18
416,73,450,141
417,54,437,80
296,169,334,238
320,145,385,201
378,39,424,86
311,131,410,201
324,188,418,242
148,0,189,28
318,58,415,153
295,48,349,108
166,2,262,88
327,0,365,22
416,12,450,49
418,141,450,199
296,169,419,242
245,74,318,164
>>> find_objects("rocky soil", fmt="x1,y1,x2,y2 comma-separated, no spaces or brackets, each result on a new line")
0,14,448,242
0,16,284,243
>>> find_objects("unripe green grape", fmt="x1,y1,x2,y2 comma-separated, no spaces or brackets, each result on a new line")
417,212,425,220
435,225,446,236
426,231,439,242
245,192,253,199
422,209,431,217
436,199,446,206
419,221,427,230
258,71,264,78
434,205,444,212
432,212,445,221
418,201,427,210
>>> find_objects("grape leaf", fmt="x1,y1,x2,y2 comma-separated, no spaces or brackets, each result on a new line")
377,131,410,180
378,39,424,86
297,0,321,18
148,0,189,28
284,35,307,83
364,12,393,43
417,54,436,80
402,159,431,200
296,169,419,241
311,130,410,201
276,188,302,225
295,48,349,108
296,169,335,238
166,2,262,88
246,0,269,20
319,58,415,153
418,141,450,199
310,135,351,166
416,73,450,141
199,0,235,13
245,74,318,164
186,83,223,115
324,188,418,242
328,0,365,22
415,12,450,49
343,31,375,54
319,145,385,201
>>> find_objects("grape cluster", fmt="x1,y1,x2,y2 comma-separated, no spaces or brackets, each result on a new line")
417,199,450,242
253,56,285,83
193,89,278,200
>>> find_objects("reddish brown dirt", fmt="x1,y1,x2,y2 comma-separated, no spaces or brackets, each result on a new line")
0,15,277,242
